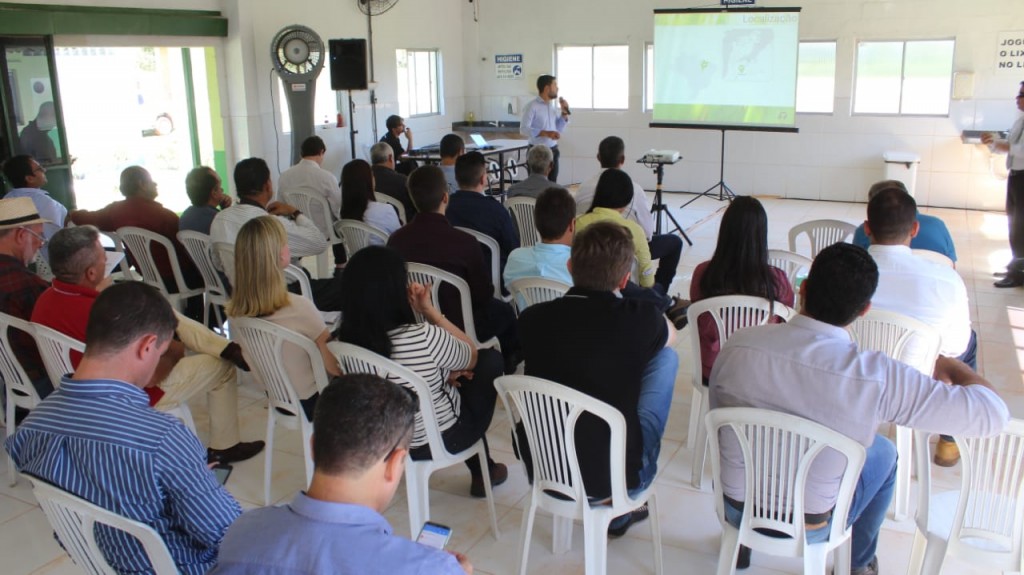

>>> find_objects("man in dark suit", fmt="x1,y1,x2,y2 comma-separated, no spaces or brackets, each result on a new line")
370,142,418,221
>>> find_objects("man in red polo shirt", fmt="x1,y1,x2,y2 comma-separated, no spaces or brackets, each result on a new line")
31,225,264,464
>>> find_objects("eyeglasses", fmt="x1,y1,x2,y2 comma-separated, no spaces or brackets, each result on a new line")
19,227,46,247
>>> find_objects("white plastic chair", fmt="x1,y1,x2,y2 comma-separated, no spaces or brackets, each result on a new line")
31,251,53,282
495,374,663,575
282,265,339,327
406,263,501,351
334,219,389,259
908,420,1024,575
788,219,856,259
230,316,330,505
454,226,510,302
686,295,796,489
281,188,343,277
98,231,137,281
506,196,540,248
177,230,229,330
329,342,500,540
117,227,204,312
212,241,235,287
767,249,812,295
506,276,571,314
29,477,180,574
505,157,524,184
706,407,867,575
374,192,407,225
912,248,955,268
0,312,45,486
847,309,941,521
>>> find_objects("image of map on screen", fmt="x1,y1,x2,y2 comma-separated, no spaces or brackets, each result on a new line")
652,8,800,131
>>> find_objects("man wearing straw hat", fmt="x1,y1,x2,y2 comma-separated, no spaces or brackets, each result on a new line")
0,196,54,409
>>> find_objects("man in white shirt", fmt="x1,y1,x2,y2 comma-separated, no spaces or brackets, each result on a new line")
982,80,1024,287
864,186,976,466
520,74,569,183
710,243,1008,575
211,158,340,310
576,136,681,294
278,136,341,217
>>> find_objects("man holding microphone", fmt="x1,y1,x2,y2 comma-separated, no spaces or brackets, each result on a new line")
521,75,570,183
983,80,1024,288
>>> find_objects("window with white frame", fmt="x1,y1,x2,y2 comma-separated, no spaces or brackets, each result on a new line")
854,40,955,115
555,44,629,110
396,49,441,117
644,43,654,111
796,41,836,114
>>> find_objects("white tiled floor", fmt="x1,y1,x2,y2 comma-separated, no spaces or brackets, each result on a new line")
5,196,1023,574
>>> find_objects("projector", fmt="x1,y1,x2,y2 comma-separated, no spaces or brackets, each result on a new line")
642,150,681,163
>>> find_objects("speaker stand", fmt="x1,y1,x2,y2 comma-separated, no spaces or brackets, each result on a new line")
347,90,359,161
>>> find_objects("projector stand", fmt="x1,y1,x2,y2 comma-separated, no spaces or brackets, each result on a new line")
347,90,359,161
639,157,693,246
681,128,736,209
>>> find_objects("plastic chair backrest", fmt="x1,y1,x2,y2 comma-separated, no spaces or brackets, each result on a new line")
329,342,449,458
31,251,53,282
177,230,228,299
116,227,187,297
282,188,338,242
686,295,795,366
787,219,856,258
335,219,389,258
406,262,490,348
32,322,84,388
495,374,631,504
506,276,570,313
847,308,941,375
280,264,312,303
506,196,539,248
212,242,235,286
454,226,504,300
916,420,1024,563
0,312,42,405
230,316,329,418
29,477,180,574
98,231,134,280
912,248,955,268
706,407,867,551
374,192,407,225
767,249,812,292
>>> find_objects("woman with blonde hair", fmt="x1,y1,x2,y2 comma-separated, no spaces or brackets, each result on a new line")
227,215,341,418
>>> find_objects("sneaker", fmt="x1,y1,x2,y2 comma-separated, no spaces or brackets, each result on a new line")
207,441,265,464
933,438,960,467
848,556,879,575
666,297,690,330
470,462,508,497
607,503,650,538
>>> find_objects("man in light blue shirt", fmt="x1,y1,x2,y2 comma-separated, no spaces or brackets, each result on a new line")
210,374,471,575
520,74,569,182
439,133,464,194
851,180,957,263
2,154,67,262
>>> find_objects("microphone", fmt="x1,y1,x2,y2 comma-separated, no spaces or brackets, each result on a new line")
559,97,571,116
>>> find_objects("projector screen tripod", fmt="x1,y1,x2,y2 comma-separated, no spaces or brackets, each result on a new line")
681,128,736,209
639,156,693,246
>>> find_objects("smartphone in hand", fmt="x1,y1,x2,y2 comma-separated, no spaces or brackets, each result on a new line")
416,521,452,550
212,462,233,485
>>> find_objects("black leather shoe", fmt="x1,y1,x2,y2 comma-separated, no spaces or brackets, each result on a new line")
993,276,1024,288
208,441,266,464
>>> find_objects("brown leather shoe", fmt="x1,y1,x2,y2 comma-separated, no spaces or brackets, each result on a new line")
933,438,960,467
470,462,508,497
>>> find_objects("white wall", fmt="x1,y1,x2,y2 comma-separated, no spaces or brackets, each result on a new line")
468,0,1024,210
17,0,1024,209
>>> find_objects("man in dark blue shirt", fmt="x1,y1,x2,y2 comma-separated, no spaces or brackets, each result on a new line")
180,166,231,235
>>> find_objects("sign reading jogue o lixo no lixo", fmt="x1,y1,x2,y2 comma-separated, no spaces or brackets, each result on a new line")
996,31,1024,75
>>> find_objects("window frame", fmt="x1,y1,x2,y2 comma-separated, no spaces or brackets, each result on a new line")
852,38,956,117
795,40,837,115
395,48,442,119
644,42,654,112
554,43,630,111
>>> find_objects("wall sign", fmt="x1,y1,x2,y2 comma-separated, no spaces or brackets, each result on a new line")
495,54,523,80
996,31,1024,74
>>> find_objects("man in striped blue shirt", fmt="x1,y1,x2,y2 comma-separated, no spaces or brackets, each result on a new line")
6,282,241,575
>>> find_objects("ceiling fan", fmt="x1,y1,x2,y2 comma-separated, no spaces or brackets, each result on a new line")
270,25,325,164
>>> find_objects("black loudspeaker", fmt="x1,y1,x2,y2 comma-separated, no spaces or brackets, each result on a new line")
329,38,368,91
